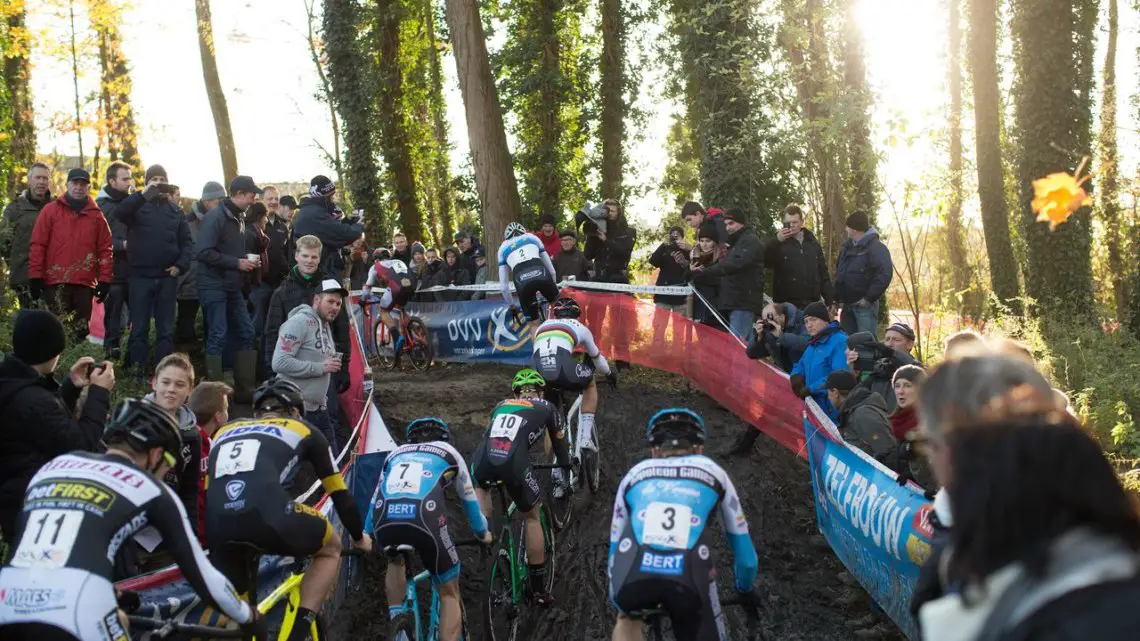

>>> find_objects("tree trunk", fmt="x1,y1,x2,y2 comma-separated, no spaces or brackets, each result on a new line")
375,0,424,243
946,0,972,311
967,0,1020,309
1011,0,1096,321
1099,0,1125,320
841,0,877,216
194,0,238,184
600,0,625,200
4,8,35,199
425,0,454,244
444,0,524,267
68,0,84,167
92,1,141,177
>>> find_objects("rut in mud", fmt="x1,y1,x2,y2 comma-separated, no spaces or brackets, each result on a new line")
334,364,899,640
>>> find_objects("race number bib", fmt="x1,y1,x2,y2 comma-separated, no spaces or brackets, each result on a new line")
642,502,693,550
389,261,408,274
506,244,539,269
214,439,260,478
386,461,425,495
10,509,84,569
489,413,524,440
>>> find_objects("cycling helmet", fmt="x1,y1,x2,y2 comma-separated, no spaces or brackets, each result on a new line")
512,368,546,394
504,222,526,240
373,247,392,262
551,296,580,319
646,408,707,446
103,398,183,470
406,417,450,443
253,377,306,415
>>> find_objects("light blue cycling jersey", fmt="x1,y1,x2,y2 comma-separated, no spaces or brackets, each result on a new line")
366,441,488,537
497,232,557,302
608,454,758,592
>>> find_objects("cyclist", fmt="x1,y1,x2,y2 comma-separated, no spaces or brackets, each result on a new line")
205,378,371,641
498,221,559,322
369,418,492,641
0,399,263,641
608,409,760,641
470,369,572,607
532,296,616,455
365,247,418,363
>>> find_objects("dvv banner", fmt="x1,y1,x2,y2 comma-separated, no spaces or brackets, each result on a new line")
362,299,537,365
804,414,933,640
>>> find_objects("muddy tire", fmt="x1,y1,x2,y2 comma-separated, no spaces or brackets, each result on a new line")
483,550,520,641
407,317,433,370
373,317,395,370
388,613,415,641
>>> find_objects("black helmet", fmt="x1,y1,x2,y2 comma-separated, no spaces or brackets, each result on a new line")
103,398,183,470
551,296,580,319
373,247,392,262
646,408,707,447
405,417,450,443
253,378,305,415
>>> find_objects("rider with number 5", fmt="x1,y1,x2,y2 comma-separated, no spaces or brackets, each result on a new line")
470,369,572,607
608,409,760,641
369,418,491,641
498,222,559,322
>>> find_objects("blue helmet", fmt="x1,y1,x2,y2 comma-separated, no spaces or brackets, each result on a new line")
646,408,707,446
406,417,450,443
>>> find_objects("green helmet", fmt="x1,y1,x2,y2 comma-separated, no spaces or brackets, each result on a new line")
512,368,546,394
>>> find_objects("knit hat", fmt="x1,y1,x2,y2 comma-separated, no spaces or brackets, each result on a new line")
885,322,916,342
411,242,426,255
309,175,336,198
201,181,226,201
697,221,719,242
826,370,859,393
681,201,705,217
559,228,577,240
279,195,298,209
802,301,831,322
845,210,870,232
13,310,67,366
721,208,746,224
892,364,927,386
538,213,557,227
145,164,168,183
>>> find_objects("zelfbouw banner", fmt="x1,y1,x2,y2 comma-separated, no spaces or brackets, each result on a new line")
804,409,932,640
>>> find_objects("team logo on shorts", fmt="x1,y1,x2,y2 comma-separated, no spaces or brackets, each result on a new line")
226,480,245,501
618,538,632,553
425,500,437,512
698,545,710,560
575,364,592,378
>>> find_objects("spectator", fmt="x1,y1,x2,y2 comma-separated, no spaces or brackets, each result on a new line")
176,181,224,351
439,247,471,301
196,175,262,399
0,310,115,540
690,223,721,326
914,355,1140,641
271,279,348,450
826,370,898,469
649,225,690,314
392,232,412,266
454,230,482,282
680,200,726,247
278,195,298,223
690,208,765,342
114,164,193,372
846,322,920,413
536,213,561,258
747,301,809,372
28,168,113,342
261,186,293,309
2,162,52,308
789,302,848,421
291,175,363,279
348,237,370,291
890,364,933,490
583,199,636,285
420,249,445,301
765,204,833,310
145,353,199,526
188,381,231,543
244,202,271,332
95,161,133,360
471,246,489,300
833,210,893,337
554,229,591,282
943,328,984,358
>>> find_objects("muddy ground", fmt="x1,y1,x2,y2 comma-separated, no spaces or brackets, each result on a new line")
334,364,899,640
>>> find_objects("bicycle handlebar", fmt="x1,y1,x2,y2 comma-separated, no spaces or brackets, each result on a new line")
127,615,243,639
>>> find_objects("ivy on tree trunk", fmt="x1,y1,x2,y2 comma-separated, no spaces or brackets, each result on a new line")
1098,0,1126,321
840,0,877,218
3,4,34,200
600,0,625,201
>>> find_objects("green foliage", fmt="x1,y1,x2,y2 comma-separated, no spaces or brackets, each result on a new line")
0,5,18,203
659,113,700,207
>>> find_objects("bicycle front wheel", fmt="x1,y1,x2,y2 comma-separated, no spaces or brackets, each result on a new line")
484,546,521,641
373,317,396,370
406,317,434,370
389,612,416,641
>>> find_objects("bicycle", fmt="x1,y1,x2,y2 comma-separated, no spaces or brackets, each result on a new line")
481,463,568,641
362,294,433,371
387,540,486,641
633,593,764,641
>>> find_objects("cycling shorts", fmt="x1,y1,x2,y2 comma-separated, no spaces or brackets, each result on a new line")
534,348,594,392
513,260,559,321
375,514,460,585
0,567,118,641
469,440,542,513
0,622,82,641
609,541,725,641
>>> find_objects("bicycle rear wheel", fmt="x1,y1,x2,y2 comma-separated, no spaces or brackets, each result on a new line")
516,511,556,599
484,542,521,641
541,465,573,532
373,317,396,369
406,317,434,370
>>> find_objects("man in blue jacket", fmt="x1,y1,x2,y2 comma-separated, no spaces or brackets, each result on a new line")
95,161,133,362
113,164,193,373
790,302,849,422
833,211,893,338
291,175,363,279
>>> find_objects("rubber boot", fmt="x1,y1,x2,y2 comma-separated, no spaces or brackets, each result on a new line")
234,350,258,404
206,355,225,383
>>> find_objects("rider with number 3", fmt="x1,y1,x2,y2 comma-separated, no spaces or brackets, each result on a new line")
499,222,559,322
365,248,418,361
369,418,491,641
608,409,760,641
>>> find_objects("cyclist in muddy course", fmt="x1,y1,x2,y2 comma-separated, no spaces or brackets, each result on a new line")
470,369,573,607
0,398,264,641
368,418,492,641
532,296,617,455
608,408,760,641
205,378,371,641
365,247,418,361
498,222,559,322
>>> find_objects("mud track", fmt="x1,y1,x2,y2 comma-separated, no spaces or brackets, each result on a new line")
335,364,897,640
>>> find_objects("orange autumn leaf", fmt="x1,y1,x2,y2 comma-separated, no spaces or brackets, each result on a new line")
1031,164,1091,231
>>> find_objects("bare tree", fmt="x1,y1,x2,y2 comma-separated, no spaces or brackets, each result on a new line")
194,0,238,183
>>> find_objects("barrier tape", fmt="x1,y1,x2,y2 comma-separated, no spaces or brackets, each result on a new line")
350,280,694,297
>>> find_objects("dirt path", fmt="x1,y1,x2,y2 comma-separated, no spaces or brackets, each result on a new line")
335,364,897,640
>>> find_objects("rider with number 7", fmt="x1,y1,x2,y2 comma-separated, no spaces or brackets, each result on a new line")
498,222,559,322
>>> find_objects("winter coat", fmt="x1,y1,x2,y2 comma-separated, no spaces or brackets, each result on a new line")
584,217,635,282
1,190,51,286
195,199,248,293
834,227,893,304
95,186,131,284
438,250,471,301
536,229,561,259
554,245,591,283
392,247,413,268
858,348,920,414
460,239,483,283
113,192,193,279
29,195,113,288
837,387,898,467
418,260,445,302
149,393,201,532
244,223,269,289
0,355,110,538
764,228,833,307
649,242,691,306
264,214,291,287
471,263,488,301
272,304,336,411
690,249,721,325
790,322,849,420
747,302,809,372
177,204,208,300
291,196,363,279
692,224,765,314
263,266,351,385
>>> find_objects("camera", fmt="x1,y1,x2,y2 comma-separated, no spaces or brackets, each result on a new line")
575,202,609,236
847,332,884,372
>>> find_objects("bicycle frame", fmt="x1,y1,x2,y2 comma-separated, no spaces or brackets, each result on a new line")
548,391,589,489
396,568,441,641
489,484,527,605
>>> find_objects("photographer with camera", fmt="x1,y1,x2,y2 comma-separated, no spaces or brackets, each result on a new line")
765,204,833,310
580,200,636,367
649,226,690,314
746,302,809,372
845,322,920,413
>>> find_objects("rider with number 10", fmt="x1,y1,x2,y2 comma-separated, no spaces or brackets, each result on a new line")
499,222,559,322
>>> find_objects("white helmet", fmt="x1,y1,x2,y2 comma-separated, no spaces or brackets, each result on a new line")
504,222,526,240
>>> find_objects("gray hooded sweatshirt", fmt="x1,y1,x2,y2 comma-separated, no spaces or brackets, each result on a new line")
272,303,335,411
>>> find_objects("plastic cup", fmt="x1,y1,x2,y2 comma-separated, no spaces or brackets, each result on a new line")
246,253,260,263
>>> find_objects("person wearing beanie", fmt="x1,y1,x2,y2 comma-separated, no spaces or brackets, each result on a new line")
890,364,926,441
535,213,561,258
95,161,134,361
554,228,590,282
801,301,831,324
145,164,168,184
175,180,225,350
0,309,116,539
834,209,893,338
690,223,722,326
690,208,766,342
827,367,898,468
292,175,363,280
789,302,848,421
409,241,428,279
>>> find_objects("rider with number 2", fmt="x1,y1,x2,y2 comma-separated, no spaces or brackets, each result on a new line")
499,222,559,322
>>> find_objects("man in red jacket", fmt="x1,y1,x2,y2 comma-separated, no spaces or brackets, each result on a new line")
28,168,114,342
